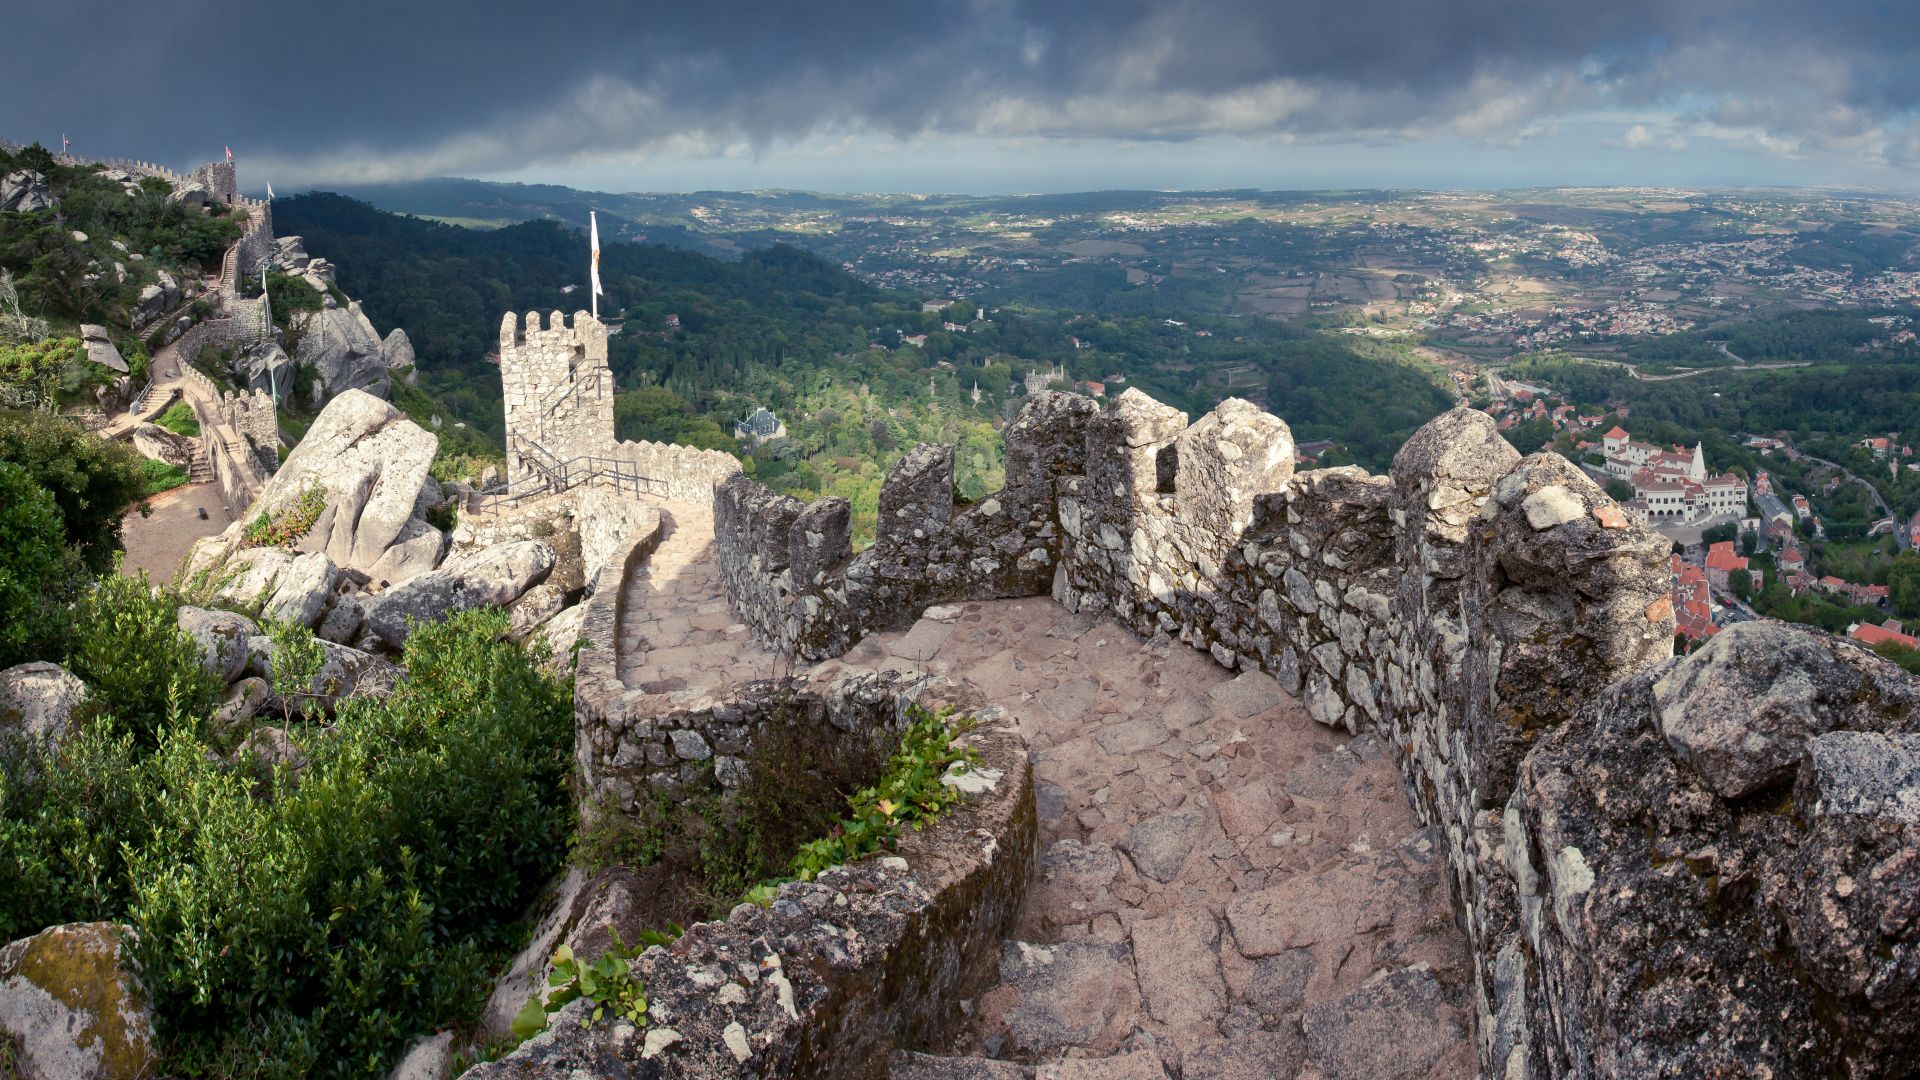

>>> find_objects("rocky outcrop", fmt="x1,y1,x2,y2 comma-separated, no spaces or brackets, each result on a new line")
177,606,261,684
0,170,54,213
270,235,311,271
361,540,555,649
185,389,445,589
78,325,127,373
380,328,415,375
244,635,400,712
262,551,340,628
0,661,88,743
294,302,391,401
170,182,212,210
130,422,193,467
0,922,154,1079
1506,621,1920,1078
233,341,294,398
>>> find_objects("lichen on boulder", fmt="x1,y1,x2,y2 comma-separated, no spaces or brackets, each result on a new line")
0,922,154,1079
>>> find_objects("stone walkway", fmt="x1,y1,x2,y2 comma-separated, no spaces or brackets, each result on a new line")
615,498,784,694
812,601,1475,1080
605,504,1475,1078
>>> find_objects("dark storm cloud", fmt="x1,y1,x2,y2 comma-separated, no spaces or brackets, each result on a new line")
5,0,1918,178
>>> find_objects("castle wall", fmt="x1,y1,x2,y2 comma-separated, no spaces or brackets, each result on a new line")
605,438,741,505
714,391,1097,658
475,670,1034,1080
170,295,269,373
711,387,1691,1077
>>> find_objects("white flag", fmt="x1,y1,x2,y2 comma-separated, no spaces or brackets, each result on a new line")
266,181,274,200
589,211,603,318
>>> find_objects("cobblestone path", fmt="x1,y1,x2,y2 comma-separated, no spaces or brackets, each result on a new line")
816,600,1475,1080
615,498,783,694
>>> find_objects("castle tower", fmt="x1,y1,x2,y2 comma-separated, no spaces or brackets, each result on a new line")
1689,442,1707,482
499,309,615,488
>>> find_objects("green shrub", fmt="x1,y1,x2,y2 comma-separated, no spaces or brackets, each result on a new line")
0,720,150,939
777,705,979,889
0,609,574,1076
244,484,325,548
0,459,82,667
0,407,147,573
155,400,200,438
138,458,189,497
66,572,222,745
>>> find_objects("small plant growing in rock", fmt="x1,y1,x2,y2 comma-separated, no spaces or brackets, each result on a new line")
265,618,326,725
780,705,981,887
243,483,325,547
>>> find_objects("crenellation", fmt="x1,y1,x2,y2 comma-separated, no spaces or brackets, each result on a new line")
712,386,1732,1078
498,309,618,487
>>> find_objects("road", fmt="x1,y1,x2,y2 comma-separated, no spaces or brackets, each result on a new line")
1481,344,1813,392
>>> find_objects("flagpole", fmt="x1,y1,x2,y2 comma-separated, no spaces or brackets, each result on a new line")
589,211,600,320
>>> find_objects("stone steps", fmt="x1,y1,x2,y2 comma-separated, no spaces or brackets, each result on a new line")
614,499,780,695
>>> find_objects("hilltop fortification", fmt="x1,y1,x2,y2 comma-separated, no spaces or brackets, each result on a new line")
693,387,1919,1078
494,309,738,503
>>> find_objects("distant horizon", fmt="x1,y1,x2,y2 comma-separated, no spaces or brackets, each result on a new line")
250,171,1920,204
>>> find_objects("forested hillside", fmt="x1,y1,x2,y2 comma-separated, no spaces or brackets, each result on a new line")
272,193,1453,533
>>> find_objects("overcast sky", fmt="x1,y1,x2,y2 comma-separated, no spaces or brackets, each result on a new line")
6,0,1920,195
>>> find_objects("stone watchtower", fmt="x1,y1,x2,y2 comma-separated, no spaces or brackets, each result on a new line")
499,309,615,488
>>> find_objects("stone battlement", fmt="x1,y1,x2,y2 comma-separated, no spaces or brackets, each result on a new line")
710,385,1920,1077
499,310,615,487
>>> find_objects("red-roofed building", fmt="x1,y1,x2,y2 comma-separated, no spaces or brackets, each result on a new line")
1671,556,1718,644
1851,623,1918,650
1779,544,1805,573
1705,541,1750,592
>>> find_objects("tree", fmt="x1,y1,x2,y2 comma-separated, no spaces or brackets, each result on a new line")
1729,568,1752,601
1702,522,1738,545
1604,478,1634,503
0,460,80,666
1888,553,1920,619
0,408,147,573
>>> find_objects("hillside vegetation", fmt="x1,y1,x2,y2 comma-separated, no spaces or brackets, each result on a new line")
271,194,1453,532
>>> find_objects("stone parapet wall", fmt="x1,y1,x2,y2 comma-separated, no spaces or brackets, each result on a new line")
715,391,1097,658
571,522,671,761
711,387,1734,1077
607,438,742,505
580,667,946,817
474,682,1035,1079
171,295,268,373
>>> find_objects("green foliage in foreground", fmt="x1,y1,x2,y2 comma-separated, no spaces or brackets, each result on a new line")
0,460,81,667
66,572,223,746
0,407,147,574
0,607,575,1077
